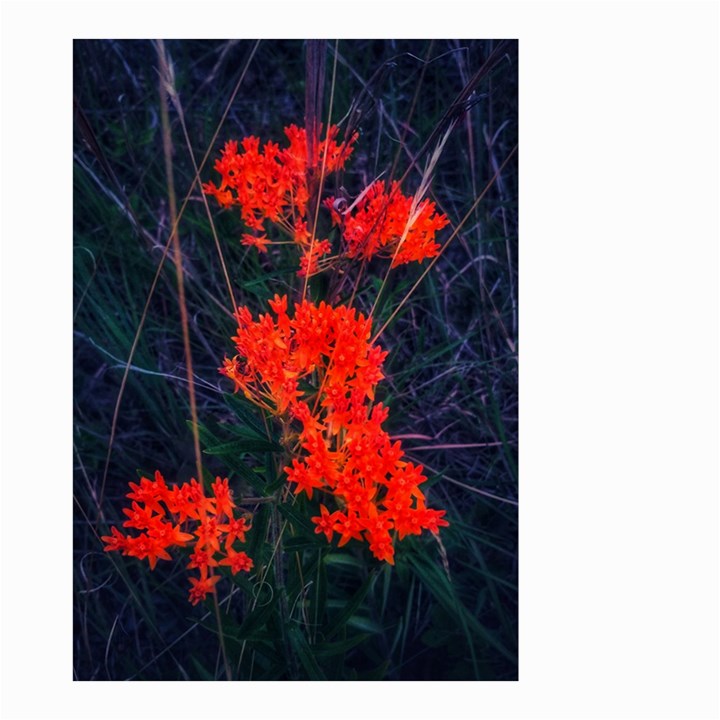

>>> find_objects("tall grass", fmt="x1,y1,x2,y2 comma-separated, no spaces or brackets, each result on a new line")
73,38,518,680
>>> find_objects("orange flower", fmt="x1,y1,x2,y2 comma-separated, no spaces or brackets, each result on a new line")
103,472,254,604
217,516,250,548
100,526,128,553
211,477,235,519
241,233,270,253
126,471,169,514
121,501,158,530
148,519,194,547
325,181,449,267
187,546,219,575
125,533,172,570
298,239,332,277
332,511,364,547
221,296,449,563
368,533,395,565
285,457,324,499
188,574,221,605
219,548,254,574
203,125,357,244
195,517,222,553
311,504,341,543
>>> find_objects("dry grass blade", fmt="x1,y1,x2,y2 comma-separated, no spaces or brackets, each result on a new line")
156,39,231,681
155,40,203,487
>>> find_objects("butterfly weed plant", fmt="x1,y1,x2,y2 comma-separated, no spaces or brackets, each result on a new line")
74,39,518,681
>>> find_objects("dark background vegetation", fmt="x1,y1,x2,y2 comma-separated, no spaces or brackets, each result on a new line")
73,39,518,680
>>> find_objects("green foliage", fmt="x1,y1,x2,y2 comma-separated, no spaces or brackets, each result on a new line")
74,39,517,681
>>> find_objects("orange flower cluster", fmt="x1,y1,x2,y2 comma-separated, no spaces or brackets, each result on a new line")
101,471,253,605
202,125,357,274
221,296,448,564
325,180,449,267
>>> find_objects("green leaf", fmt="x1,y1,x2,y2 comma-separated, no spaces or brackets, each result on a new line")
190,656,216,680
355,659,390,680
246,503,272,560
265,471,287,494
191,419,221,448
408,554,517,668
346,616,383,634
222,394,272,439
315,554,327,627
326,569,378,640
283,536,322,553
234,592,278,641
204,437,281,455
313,633,370,658
277,499,320,537
288,624,327,680
286,552,322,600
323,553,366,570
232,462,269,495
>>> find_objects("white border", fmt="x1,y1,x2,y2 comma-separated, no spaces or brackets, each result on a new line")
2,1,718,719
